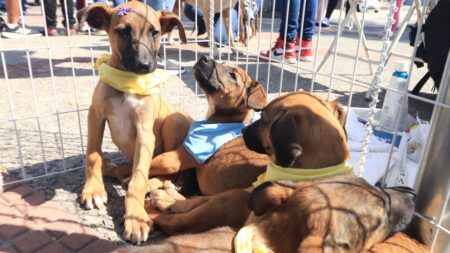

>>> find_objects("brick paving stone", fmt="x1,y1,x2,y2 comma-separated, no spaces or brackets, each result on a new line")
45,219,87,239
13,197,67,220
35,242,69,253
60,233,98,252
1,186,34,204
0,217,36,241
0,206,22,225
79,240,116,253
13,231,52,253
0,246,15,253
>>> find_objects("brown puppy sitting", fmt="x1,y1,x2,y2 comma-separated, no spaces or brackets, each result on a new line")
150,91,351,234
116,177,427,253
79,1,191,244
149,55,269,196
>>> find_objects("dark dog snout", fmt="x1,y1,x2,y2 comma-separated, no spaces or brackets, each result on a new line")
242,120,266,154
201,55,213,64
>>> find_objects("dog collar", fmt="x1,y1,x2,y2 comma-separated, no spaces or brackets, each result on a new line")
252,161,353,187
234,224,273,253
94,53,168,95
183,120,245,164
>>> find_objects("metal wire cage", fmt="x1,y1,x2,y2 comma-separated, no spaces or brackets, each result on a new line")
0,0,448,251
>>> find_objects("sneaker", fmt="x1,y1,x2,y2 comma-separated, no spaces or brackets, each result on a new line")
156,55,186,76
93,29,107,36
41,28,58,36
295,36,313,62
65,27,76,36
1,24,42,38
321,18,330,28
345,19,353,30
259,37,297,64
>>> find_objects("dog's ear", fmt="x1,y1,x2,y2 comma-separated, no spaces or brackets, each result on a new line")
79,3,111,31
246,81,267,111
249,181,295,216
270,112,302,167
158,10,187,43
329,100,347,127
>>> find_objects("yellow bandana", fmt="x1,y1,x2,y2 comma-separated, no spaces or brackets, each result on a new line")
235,162,353,253
234,224,274,253
253,161,353,187
93,53,168,95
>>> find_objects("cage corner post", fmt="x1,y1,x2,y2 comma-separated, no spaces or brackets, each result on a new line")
409,52,450,252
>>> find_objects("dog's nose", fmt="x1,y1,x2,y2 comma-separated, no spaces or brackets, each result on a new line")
201,55,212,64
135,59,151,73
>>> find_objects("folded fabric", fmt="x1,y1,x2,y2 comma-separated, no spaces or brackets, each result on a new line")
183,120,245,164
346,109,393,152
349,151,393,185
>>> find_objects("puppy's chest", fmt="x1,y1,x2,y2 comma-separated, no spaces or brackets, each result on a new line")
106,94,145,146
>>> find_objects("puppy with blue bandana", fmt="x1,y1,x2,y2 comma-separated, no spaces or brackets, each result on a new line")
149,55,269,197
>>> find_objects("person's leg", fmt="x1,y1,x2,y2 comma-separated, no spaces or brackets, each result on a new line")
146,0,176,12
299,0,317,42
2,0,41,37
44,0,57,29
21,0,26,13
59,0,75,29
345,0,350,15
391,0,403,31
6,0,20,24
279,0,301,42
76,0,85,10
183,3,206,35
297,0,317,61
260,0,300,64
113,0,124,7
316,0,323,24
215,7,239,45
325,0,338,19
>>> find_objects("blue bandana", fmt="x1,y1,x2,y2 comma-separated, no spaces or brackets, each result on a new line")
183,120,246,164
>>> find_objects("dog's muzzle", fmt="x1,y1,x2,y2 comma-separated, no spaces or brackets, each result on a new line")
194,55,218,93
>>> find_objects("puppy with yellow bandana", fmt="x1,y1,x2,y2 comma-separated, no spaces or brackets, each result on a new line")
78,1,191,244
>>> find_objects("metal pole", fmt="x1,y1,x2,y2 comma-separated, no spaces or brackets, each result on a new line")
409,51,450,252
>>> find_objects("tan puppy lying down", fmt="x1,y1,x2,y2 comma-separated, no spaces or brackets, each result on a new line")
116,176,428,253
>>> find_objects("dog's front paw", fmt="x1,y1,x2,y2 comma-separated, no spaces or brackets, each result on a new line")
150,189,177,212
124,204,153,245
81,179,107,209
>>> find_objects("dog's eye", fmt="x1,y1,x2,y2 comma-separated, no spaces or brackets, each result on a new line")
229,72,237,80
118,28,131,38
151,30,160,38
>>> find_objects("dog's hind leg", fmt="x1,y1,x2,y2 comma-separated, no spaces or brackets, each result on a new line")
150,145,198,176
160,112,191,151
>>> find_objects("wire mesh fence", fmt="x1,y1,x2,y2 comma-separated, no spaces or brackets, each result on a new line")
0,0,448,251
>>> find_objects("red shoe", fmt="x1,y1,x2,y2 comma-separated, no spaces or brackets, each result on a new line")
44,28,58,36
65,27,76,36
295,37,313,62
260,37,297,64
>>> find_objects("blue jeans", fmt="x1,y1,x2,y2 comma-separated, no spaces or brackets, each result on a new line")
94,0,124,7
145,0,176,11
183,3,239,45
279,0,317,42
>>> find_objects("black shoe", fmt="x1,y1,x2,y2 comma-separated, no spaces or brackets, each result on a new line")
156,55,186,76
1,23,41,38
